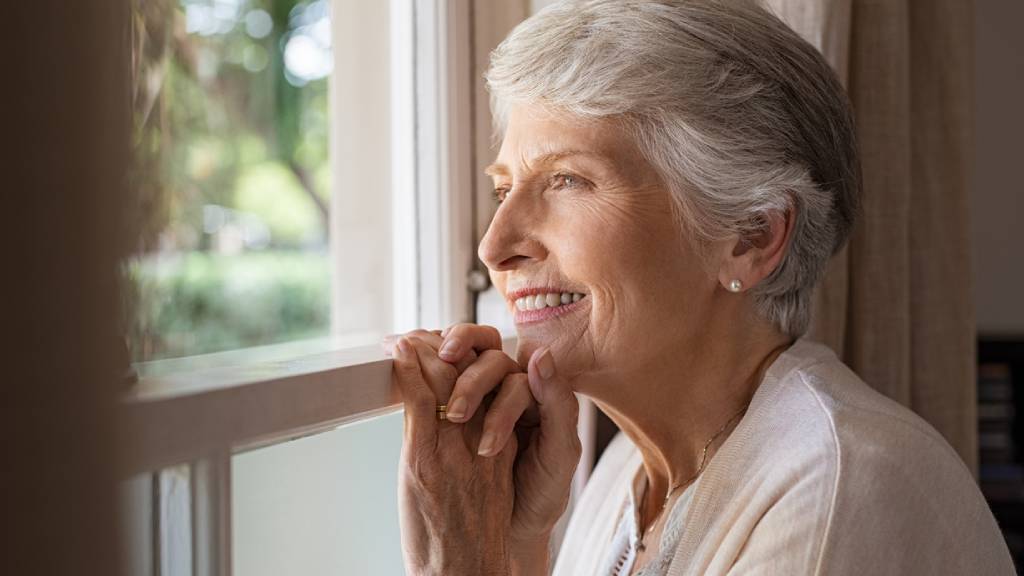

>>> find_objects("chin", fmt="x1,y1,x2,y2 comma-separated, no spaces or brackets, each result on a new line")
513,326,593,383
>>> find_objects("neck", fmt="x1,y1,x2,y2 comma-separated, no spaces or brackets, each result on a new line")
586,321,793,518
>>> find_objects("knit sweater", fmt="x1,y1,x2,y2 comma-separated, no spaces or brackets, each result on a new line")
553,338,1015,575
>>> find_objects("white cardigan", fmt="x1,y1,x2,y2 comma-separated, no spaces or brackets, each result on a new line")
553,338,1015,575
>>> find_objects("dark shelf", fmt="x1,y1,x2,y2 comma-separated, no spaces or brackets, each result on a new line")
979,336,1024,573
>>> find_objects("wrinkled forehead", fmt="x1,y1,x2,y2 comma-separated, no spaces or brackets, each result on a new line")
488,104,649,180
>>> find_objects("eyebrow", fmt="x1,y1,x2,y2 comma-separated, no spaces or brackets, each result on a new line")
484,149,610,177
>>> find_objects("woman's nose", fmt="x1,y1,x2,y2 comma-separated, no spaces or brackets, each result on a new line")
477,197,546,272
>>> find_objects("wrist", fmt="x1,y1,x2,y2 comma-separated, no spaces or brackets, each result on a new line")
439,537,512,576
510,534,551,575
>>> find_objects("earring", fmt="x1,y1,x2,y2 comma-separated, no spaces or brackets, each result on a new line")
728,279,743,293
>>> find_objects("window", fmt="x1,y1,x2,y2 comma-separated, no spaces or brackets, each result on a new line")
122,0,479,574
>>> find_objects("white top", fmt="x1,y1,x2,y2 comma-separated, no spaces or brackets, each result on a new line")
553,338,1015,576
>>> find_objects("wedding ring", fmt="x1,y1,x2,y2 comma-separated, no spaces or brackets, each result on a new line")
436,403,448,421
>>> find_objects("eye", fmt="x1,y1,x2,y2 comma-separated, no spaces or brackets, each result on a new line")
551,172,585,190
492,186,511,205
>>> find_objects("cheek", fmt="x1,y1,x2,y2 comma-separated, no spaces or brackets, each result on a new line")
560,195,684,298
559,195,708,341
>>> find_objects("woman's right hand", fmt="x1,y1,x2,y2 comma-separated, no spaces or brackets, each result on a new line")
436,324,583,571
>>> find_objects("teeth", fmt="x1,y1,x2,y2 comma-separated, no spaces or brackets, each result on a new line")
513,292,585,311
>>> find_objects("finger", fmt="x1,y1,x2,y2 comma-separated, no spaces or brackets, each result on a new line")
382,329,440,357
477,373,535,457
383,330,478,372
407,329,443,349
527,347,582,470
444,349,521,423
405,336,459,404
392,337,438,443
438,323,503,363
380,333,397,356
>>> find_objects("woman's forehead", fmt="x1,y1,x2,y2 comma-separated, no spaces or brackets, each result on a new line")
489,105,643,176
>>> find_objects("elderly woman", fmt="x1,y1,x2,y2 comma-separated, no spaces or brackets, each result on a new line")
387,1,1014,574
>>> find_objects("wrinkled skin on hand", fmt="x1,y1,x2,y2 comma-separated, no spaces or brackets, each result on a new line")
388,326,581,575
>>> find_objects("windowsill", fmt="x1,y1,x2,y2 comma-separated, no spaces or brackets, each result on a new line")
130,332,383,399
120,338,400,476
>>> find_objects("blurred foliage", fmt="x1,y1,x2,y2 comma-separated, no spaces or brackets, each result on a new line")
127,0,334,362
130,0,331,251
128,252,330,360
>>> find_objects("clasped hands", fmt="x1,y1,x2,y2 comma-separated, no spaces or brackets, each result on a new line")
384,324,582,576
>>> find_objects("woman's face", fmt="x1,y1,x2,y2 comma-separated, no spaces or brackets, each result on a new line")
480,104,721,391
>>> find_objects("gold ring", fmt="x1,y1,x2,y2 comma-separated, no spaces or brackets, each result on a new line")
436,404,448,421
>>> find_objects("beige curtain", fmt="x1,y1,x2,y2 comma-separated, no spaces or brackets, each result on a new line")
766,0,978,475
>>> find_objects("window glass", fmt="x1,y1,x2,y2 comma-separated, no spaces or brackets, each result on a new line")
128,0,333,362
232,413,405,575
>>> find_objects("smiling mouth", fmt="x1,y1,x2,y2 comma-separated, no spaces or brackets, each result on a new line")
508,290,588,325
513,291,585,311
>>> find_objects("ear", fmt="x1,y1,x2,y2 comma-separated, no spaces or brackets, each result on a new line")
716,200,797,293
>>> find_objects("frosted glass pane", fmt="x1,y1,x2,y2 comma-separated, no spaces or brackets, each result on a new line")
233,412,405,576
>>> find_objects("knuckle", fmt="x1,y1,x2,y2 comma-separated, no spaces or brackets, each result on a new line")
404,334,427,348
446,322,473,338
407,329,440,345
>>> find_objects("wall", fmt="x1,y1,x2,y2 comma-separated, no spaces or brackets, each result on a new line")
4,1,126,574
972,0,1024,336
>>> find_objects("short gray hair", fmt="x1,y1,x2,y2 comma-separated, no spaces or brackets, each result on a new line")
486,0,860,337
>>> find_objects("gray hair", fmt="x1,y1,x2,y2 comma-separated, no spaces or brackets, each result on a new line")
485,0,860,337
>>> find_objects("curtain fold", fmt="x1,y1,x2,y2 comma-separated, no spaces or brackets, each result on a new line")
765,0,978,475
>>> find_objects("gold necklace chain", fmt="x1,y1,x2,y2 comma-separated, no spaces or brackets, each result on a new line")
637,401,750,550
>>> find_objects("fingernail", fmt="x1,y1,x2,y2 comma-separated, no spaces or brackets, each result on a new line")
537,348,555,380
477,431,496,456
395,337,411,357
446,397,467,421
439,338,460,359
380,336,395,356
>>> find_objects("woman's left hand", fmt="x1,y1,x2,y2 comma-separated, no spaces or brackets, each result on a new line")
392,334,519,575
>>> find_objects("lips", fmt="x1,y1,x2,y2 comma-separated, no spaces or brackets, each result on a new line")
506,287,588,325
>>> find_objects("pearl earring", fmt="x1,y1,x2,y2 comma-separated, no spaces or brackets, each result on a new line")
728,280,743,293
